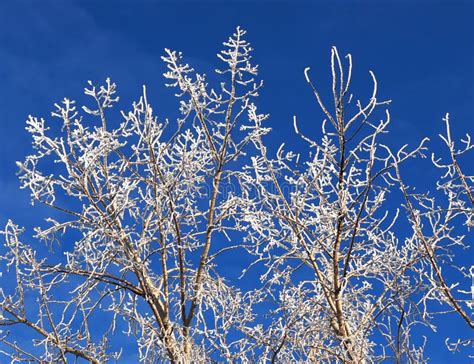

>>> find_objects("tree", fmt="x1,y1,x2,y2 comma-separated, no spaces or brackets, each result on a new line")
239,49,473,363
0,28,472,363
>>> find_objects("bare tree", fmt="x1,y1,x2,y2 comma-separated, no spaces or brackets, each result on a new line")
0,27,266,363
1,28,472,363
239,48,473,362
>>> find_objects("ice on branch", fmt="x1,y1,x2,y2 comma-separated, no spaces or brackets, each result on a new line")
1,28,472,363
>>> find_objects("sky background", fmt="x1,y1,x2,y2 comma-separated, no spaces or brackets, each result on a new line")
0,0,472,362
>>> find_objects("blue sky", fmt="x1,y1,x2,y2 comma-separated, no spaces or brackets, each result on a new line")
0,0,472,362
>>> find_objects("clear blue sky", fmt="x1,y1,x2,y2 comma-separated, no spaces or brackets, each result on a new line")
0,0,472,362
